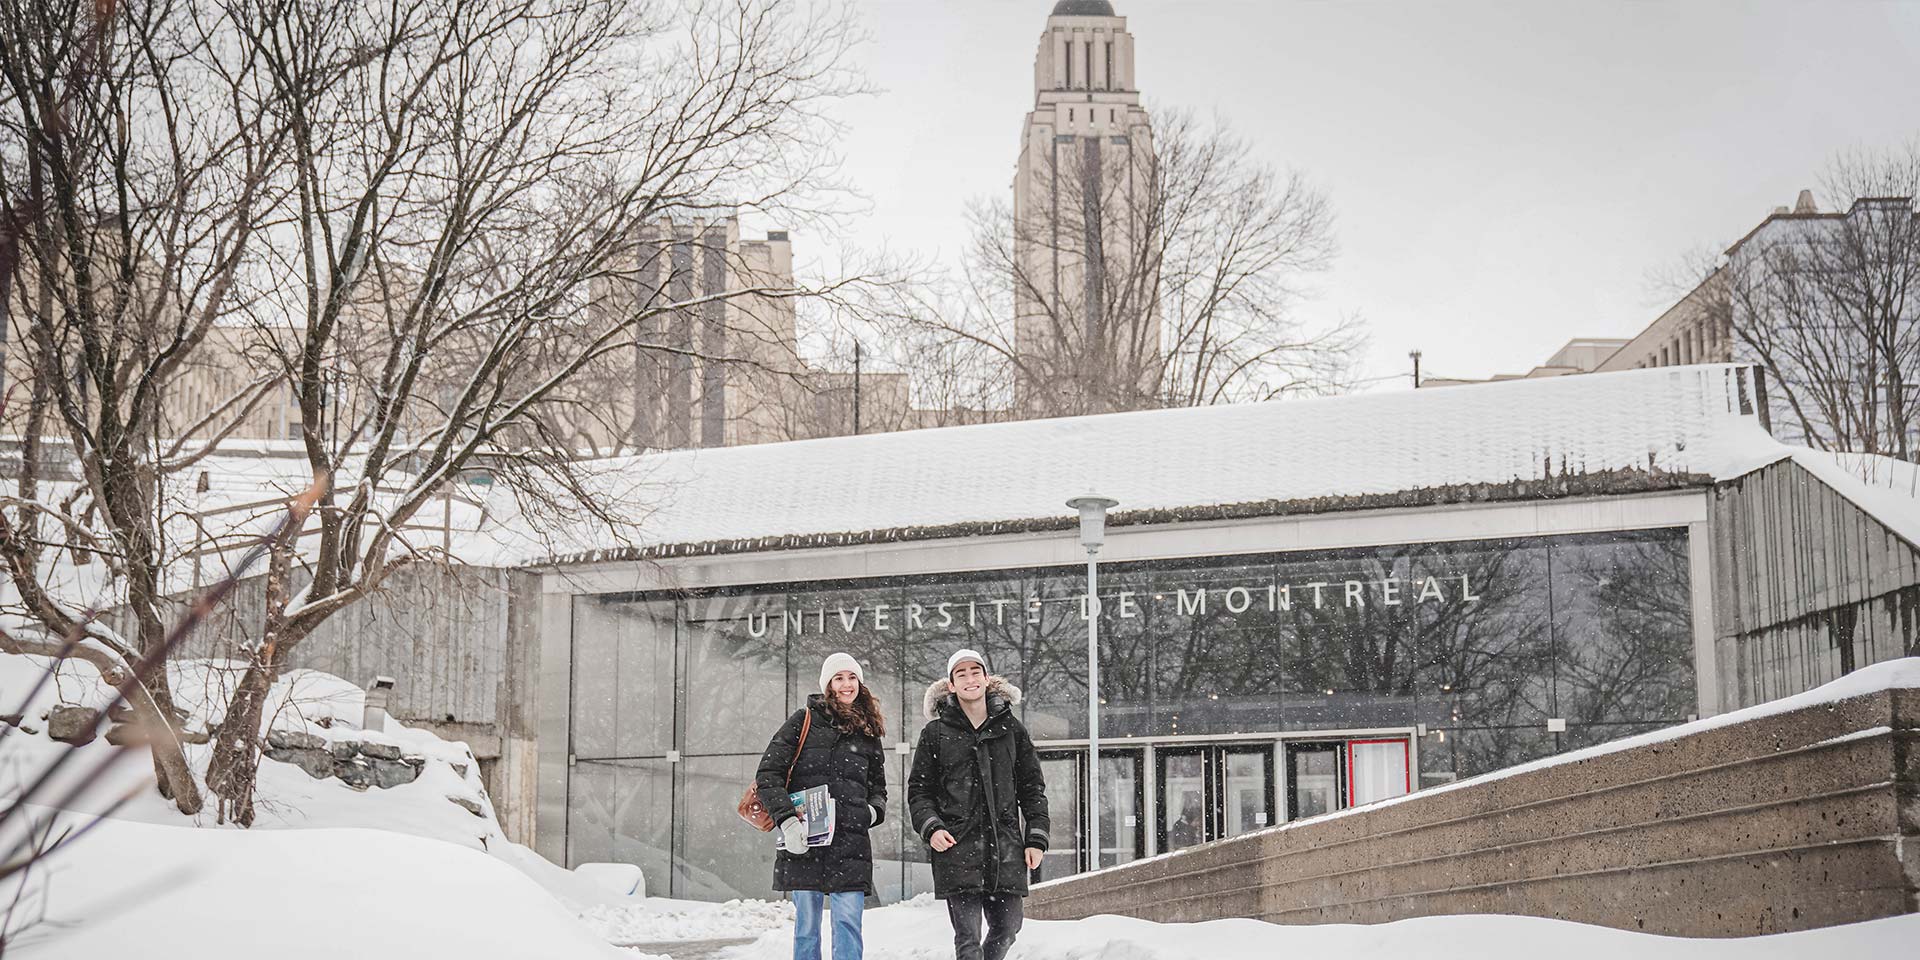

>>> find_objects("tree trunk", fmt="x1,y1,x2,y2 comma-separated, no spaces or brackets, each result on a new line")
205,654,279,826
127,677,204,815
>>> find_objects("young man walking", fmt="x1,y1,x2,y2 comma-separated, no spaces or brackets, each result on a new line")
908,649,1049,960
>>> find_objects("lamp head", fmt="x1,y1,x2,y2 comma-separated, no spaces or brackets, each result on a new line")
1066,493,1119,549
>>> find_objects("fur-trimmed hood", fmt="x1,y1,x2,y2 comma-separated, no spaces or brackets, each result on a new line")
922,674,1022,721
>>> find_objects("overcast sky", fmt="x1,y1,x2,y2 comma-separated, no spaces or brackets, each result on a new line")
805,0,1920,388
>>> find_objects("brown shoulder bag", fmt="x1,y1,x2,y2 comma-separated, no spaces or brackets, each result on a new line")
738,708,812,832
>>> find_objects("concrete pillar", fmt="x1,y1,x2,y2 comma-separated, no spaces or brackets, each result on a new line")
1052,30,1068,88
1071,33,1087,89
1092,32,1109,90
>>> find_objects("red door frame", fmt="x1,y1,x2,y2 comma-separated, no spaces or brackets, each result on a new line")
1344,737,1411,806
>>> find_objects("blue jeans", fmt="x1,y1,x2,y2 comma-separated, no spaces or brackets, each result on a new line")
790,890,864,960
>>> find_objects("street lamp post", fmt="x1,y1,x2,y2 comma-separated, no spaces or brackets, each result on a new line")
1067,492,1117,871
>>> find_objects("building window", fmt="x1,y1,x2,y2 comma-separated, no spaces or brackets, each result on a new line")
1068,108,1075,122
1105,40,1114,89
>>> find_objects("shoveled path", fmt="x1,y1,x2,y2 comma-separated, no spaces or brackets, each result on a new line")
613,937,757,959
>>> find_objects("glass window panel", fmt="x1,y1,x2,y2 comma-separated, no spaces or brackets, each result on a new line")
1562,720,1672,753
1427,725,1557,782
788,582,907,743
1148,561,1284,737
565,759,673,888
674,754,776,901
570,598,620,759
1413,539,1553,730
681,594,787,756
1273,547,1419,730
1551,530,1696,725
1086,567,1156,739
902,578,1027,732
615,599,678,758
1020,573,1094,740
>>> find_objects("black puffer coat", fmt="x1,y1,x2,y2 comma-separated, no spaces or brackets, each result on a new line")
907,676,1049,898
755,695,889,894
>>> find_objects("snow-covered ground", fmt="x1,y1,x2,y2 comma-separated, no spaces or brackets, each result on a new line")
725,896,1920,960
6,815,636,960
4,651,1919,958
578,897,795,945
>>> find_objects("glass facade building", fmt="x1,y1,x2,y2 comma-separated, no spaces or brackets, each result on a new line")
562,527,1697,902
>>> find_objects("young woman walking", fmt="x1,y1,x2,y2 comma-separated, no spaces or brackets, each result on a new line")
755,653,889,960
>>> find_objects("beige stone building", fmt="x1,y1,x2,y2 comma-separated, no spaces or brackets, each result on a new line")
1011,0,1160,412
1432,191,1843,390
553,218,807,455
1421,337,1630,388
3,216,882,456
1592,271,1730,373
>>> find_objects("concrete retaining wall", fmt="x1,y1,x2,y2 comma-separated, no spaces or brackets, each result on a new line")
1029,688,1920,937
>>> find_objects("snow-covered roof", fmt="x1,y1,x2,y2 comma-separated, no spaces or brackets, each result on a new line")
525,364,1817,565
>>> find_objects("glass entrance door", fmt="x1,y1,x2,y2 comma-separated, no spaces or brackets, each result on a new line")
1035,748,1145,878
1037,754,1082,882
1155,744,1277,854
1285,741,1345,821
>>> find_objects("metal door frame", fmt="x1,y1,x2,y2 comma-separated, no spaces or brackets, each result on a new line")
1214,743,1277,839
1154,742,1278,852
1283,739,1348,822
1036,746,1146,874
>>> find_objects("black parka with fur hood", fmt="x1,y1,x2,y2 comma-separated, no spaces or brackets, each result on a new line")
906,675,1050,898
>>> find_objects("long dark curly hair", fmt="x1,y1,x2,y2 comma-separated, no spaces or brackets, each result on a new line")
821,683,886,739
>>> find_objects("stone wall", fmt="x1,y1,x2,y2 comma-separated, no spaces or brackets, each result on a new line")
1028,687,1920,937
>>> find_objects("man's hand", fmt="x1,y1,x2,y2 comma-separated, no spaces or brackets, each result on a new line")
1024,847,1043,870
929,829,956,852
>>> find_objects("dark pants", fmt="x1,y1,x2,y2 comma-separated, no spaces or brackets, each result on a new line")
945,892,1023,960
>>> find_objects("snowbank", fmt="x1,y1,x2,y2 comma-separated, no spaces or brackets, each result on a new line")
0,651,638,956
5,814,633,960
728,895,1920,960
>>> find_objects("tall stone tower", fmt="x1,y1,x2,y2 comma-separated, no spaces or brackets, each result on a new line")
1012,1,1158,415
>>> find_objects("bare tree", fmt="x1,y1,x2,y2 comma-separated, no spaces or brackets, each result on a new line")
1,0,861,825
1720,142,1920,457
873,110,1363,420
0,0,292,814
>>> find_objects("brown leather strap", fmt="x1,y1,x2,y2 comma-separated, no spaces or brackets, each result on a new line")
783,708,812,788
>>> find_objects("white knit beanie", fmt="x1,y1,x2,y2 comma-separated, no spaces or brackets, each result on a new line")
946,648,988,679
819,652,865,694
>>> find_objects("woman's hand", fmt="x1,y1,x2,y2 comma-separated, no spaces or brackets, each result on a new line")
780,818,809,855
929,829,956,852
1024,847,1043,870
